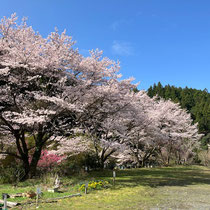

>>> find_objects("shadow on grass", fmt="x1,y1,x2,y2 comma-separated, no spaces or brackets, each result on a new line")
69,166,210,190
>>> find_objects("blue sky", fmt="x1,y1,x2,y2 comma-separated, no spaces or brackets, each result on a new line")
0,0,209,90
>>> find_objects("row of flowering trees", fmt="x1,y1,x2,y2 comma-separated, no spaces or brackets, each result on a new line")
0,14,202,180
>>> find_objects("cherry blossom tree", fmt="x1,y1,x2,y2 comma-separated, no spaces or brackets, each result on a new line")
51,78,139,168
117,92,202,167
0,14,122,179
116,91,162,167
149,98,202,165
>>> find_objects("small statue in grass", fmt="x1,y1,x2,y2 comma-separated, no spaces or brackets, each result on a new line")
47,174,61,193
54,174,60,190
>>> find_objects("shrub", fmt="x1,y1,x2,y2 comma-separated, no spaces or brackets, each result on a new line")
0,162,24,184
29,150,65,175
79,180,110,191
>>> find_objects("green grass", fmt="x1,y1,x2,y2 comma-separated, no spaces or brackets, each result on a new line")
1,165,210,209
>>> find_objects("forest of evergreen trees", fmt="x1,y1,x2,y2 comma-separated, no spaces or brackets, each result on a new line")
147,82,210,149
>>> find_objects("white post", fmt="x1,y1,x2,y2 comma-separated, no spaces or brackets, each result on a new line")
85,183,88,194
113,170,116,186
3,194,7,210
36,187,41,209
36,193,39,209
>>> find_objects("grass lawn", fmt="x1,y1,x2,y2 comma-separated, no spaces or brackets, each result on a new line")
1,165,210,209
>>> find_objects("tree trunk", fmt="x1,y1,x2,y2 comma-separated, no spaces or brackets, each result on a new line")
21,157,30,181
167,143,172,165
167,156,170,165
93,139,101,168
14,131,30,181
136,161,141,168
99,147,116,169
141,158,145,167
134,153,141,168
29,146,42,178
99,160,105,169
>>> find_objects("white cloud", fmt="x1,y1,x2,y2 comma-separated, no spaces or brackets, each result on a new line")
111,41,134,56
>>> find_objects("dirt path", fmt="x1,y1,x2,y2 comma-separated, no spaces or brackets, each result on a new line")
152,184,210,210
